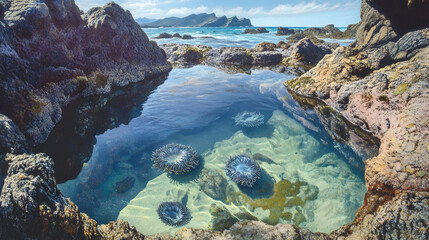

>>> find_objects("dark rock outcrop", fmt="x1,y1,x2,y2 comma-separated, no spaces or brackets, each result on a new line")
0,114,27,155
276,27,298,36
142,13,252,28
254,42,276,52
154,32,173,39
283,38,332,66
242,27,269,34
0,1,171,148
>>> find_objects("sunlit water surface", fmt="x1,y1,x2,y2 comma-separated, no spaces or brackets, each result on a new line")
144,27,355,48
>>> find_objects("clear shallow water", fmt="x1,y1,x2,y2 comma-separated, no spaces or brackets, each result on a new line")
144,27,355,48
40,66,380,235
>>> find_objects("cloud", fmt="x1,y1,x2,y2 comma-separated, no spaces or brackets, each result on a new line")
212,2,355,18
75,1,358,20
166,6,210,17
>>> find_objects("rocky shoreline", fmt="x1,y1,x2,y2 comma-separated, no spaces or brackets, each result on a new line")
1,0,428,239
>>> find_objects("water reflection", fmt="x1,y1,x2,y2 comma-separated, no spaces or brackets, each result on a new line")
36,74,168,183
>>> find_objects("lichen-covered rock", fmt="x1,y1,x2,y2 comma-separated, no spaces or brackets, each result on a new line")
99,219,144,240
0,114,27,155
332,191,429,239
254,42,276,52
161,43,212,67
0,0,171,147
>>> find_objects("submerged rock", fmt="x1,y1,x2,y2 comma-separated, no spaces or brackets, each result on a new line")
114,176,135,193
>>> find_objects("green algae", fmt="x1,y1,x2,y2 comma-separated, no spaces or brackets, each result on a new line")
394,82,409,95
227,179,317,226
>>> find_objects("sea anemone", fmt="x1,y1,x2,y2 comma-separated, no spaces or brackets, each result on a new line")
157,201,191,226
152,144,198,174
233,111,264,128
225,155,261,187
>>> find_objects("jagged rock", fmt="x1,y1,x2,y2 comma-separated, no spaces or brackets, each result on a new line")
276,41,291,50
276,27,297,36
0,114,27,155
172,33,181,38
254,42,276,52
333,191,429,239
99,219,144,239
0,1,171,148
242,27,269,34
284,38,332,66
287,31,326,45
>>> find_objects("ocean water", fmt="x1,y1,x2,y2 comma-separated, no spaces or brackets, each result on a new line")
41,66,379,235
143,27,355,48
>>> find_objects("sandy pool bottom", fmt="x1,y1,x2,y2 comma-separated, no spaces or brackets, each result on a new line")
118,110,365,235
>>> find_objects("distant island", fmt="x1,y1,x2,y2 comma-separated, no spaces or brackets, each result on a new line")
135,17,157,25
140,13,252,28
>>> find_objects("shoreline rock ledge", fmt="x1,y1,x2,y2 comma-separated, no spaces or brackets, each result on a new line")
0,0,172,149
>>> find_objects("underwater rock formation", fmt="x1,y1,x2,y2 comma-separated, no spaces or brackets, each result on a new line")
114,176,135,193
225,155,261,187
157,202,192,227
152,144,199,174
233,111,265,128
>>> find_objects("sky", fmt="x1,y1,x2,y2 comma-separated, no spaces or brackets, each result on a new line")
75,0,361,27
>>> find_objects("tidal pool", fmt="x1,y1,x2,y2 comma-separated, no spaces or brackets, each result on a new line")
38,66,379,235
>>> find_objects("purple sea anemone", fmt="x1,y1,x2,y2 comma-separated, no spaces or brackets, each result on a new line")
225,155,261,187
233,111,264,128
157,201,191,226
152,144,198,174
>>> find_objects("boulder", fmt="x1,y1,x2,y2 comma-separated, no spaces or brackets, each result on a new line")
252,52,283,66
182,34,193,39
242,27,269,34
154,32,173,38
287,31,325,45
254,42,277,52
172,33,181,38
276,27,297,35
276,41,291,50
286,38,332,66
